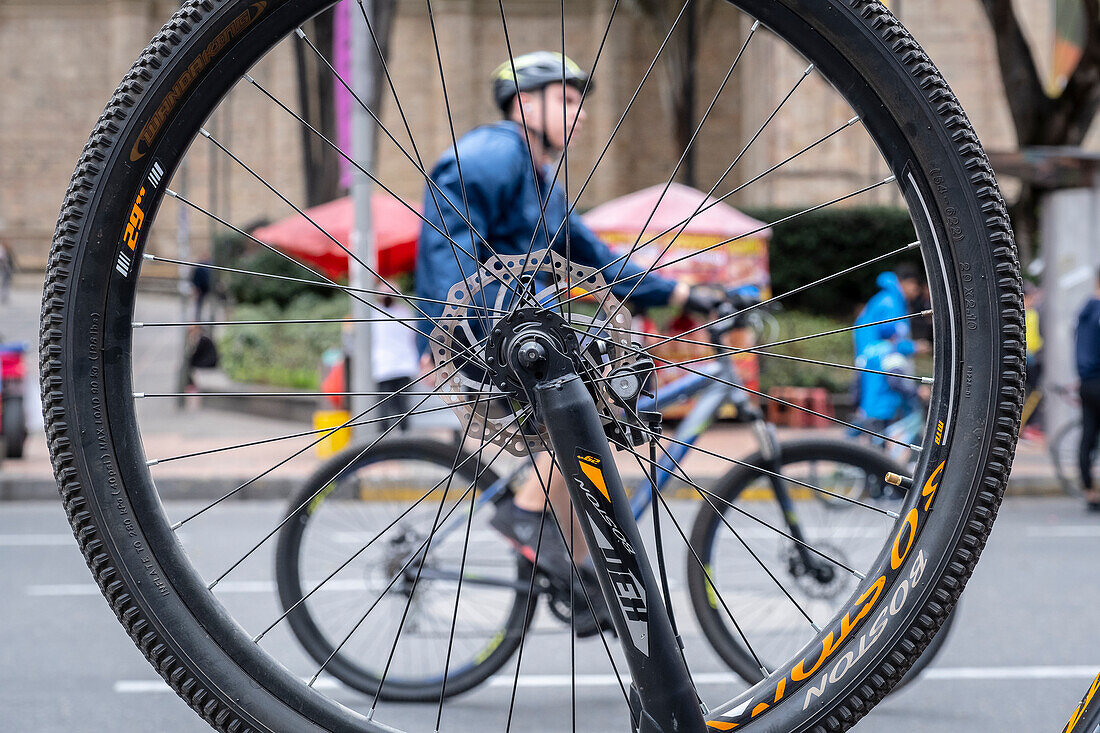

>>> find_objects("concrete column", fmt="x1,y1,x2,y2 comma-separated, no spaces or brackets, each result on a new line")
1040,187,1099,441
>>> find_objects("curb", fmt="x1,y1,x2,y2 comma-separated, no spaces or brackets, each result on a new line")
0,470,1071,501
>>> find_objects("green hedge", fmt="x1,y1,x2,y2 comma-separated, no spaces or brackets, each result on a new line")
758,310,853,394
744,206,919,318
217,293,349,389
223,246,338,309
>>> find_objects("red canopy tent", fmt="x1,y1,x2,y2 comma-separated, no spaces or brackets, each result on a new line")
251,194,422,280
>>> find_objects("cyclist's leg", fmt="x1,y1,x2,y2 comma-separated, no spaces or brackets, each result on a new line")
1079,379,1100,503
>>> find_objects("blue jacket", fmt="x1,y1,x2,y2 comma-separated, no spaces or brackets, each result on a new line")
414,122,676,352
853,272,914,357
1076,297,1100,381
857,338,919,421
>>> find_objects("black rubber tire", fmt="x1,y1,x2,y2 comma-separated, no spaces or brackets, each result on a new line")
686,439,954,694
40,0,1022,731
274,438,534,703
3,395,27,458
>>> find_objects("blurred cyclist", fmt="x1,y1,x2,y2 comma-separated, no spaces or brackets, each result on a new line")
414,51,721,635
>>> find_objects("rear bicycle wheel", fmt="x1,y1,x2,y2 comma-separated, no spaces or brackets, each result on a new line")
43,0,1022,731
1051,420,1088,497
275,438,533,702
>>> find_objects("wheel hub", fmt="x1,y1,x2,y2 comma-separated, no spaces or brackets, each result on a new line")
429,250,641,456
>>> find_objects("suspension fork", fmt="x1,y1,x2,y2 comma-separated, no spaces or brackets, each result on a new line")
518,347,706,733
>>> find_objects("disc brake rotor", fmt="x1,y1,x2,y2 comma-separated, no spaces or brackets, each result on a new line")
430,250,637,456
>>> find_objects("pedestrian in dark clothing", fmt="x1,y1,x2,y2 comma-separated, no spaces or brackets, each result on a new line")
190,260,213,320
1075,268,1100,511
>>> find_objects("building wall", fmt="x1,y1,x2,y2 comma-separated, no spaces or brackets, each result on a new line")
1,0,1094,270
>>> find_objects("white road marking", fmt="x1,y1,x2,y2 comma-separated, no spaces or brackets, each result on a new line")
114,665,1100,694
0,534,75,546
1026,525,1100,538
27,578,373,597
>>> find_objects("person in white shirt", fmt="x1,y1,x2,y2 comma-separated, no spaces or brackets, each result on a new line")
370,294,420,433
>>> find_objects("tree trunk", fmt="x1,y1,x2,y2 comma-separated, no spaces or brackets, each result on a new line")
294,8,341,207
978,0,1100,266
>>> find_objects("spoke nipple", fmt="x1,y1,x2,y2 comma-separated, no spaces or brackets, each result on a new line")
295,27,306,38
847,116,860,126
142,253,154,261
921,309,933,317
132,322,143,329
164,188,177,198
244,73,256,84
750,20,761,31
198,127,210,138
885,174,898,184
804,63,815,75
146,459,158,467
922,376,935,385
133,392,144,399
908,239,921,248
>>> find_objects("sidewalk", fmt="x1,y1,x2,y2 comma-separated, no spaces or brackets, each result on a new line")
0,412,1069,500
0,276,1070,500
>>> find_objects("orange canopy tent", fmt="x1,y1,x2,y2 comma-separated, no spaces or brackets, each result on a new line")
583,182,771,289
251,194,422,280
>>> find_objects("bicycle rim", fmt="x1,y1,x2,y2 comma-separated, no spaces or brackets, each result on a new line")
43,1,1022,731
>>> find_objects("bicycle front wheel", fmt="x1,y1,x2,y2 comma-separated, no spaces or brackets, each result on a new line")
275,438,533,702
44,0,1022,730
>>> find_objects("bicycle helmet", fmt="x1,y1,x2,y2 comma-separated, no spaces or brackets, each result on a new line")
492,51,591,113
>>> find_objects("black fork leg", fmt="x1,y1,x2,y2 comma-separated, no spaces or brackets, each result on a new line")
533,373,707,733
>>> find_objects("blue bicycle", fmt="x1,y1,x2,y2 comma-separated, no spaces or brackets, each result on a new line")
275,299,949,701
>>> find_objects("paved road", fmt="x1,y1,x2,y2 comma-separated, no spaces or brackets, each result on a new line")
1,496,1098,732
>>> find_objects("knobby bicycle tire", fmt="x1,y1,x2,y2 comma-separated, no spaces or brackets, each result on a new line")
42,0,1023,731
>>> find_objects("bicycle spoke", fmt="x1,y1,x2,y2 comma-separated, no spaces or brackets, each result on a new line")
146,398,485,466
233,79,521,314
207,385,488,590
572,318,932,384
255,410,526,642
142,250,501,368
585,382,772,675
631,420,899,518
486,0,563,321
305,413,530,688
171,344,485,530
351,370,497,708
608,431,865,579
561,175,900,312
505,429,637,730
135,315,470,327
591,23,786,320
143,250,506,318
294,24,524,322
501,0,693,324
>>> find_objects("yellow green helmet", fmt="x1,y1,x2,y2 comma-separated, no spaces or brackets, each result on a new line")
492,51,591,112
